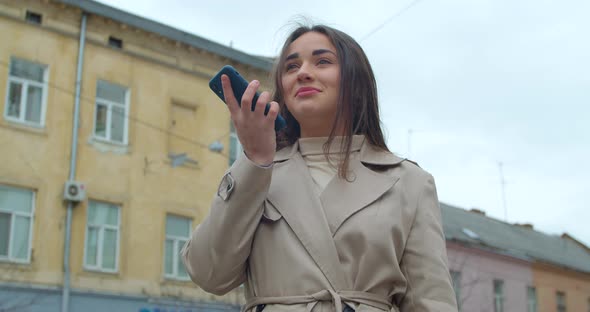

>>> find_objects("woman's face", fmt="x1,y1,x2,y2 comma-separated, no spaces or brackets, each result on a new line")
281,32,341,137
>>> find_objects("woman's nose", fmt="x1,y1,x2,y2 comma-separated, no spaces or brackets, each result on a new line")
297,64,313,81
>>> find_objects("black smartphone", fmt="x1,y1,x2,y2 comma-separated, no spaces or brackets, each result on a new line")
209,65,286,131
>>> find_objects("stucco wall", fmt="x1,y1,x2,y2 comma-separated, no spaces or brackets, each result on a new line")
447,242,533,312
533,263,590,312
0,0,271,306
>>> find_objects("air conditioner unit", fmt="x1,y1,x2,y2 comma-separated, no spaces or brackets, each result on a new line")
63,181,86,202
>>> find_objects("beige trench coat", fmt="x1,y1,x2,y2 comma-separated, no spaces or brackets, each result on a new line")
182,138,458,312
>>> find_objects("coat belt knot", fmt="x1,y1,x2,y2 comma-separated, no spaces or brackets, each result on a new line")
243,289,393,312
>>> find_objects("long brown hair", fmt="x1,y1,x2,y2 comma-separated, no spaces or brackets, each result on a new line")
273,24,389,179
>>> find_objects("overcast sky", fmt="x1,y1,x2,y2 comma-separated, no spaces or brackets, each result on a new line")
95,0,590,246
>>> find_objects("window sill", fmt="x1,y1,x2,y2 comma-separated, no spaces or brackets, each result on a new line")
0,259,33,271
0,119,48,137
88,136,131,154
160,276,192,285
81,266,120,276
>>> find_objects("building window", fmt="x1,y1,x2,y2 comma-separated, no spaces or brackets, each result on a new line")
556,292,566,312
84,201,120,272
229,121,242,166
108,36,123,49
94,80,129,144
164,215,191,280
450,270,461,311
493,279,504,312
4,57,48,127
527,286,537,312
25,11,42,24
0,185,34,263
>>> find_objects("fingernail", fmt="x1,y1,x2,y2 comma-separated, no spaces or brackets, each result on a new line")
252,80,259,86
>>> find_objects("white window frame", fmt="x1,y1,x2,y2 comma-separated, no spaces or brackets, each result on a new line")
163,215,191,281
493,279,504,312
4,57,49,127
556,291,566,312
450,270,461,311
93,80,130,145
229,122,242,166
83,201,121,273
527,286,537,312
0,185,35,264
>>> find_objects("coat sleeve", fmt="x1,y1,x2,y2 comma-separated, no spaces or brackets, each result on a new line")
181,153,272,295
399,173,458,312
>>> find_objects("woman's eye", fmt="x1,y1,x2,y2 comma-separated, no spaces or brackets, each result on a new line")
318,59,332,65
285,63,298,71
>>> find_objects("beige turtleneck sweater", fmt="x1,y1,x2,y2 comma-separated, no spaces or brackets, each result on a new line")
298,135,365,193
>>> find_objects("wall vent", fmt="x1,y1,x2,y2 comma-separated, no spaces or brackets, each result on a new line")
108,36,123,49
25,10,42,25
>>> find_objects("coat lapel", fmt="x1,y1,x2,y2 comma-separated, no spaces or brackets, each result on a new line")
320,159,399,235
267,150,349,290
319,141,404,235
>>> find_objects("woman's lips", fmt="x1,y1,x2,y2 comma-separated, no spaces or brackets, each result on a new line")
296,87,320,97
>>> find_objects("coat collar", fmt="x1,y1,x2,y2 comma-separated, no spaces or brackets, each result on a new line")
273,136,405,166
267,136,404,290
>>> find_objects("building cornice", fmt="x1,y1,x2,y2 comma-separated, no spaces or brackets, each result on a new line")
55,0,273,71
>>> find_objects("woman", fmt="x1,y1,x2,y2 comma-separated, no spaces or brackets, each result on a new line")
182,24,458,312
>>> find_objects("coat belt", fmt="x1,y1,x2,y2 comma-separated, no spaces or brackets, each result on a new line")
243,289,393,312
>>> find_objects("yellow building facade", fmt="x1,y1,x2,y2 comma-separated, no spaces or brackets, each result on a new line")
0,0,272,311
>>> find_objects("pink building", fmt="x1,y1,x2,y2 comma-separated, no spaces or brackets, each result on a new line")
441,203,590,312
447,241,532,312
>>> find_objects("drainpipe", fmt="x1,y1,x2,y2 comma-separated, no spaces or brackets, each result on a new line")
61,12,87,312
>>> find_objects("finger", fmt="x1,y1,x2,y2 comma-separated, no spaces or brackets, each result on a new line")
241,80,259,113
255,91,271,116
221,75,239,114
266,101,280,122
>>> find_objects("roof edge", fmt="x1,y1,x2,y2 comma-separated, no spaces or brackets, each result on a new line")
561,233,590,254
55,0,274,71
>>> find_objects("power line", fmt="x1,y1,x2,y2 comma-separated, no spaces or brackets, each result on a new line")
0,60,230,158
360,0,425,42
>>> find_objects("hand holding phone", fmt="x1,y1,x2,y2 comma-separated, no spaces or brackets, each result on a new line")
209,65,280,165
209,65,286,132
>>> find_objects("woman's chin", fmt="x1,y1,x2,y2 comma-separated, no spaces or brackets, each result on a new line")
290,105,334,120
